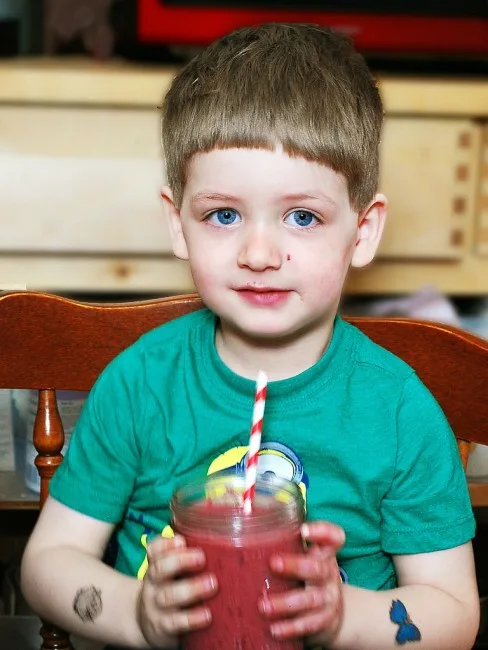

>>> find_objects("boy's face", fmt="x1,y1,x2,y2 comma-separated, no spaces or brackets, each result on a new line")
164,147,385,345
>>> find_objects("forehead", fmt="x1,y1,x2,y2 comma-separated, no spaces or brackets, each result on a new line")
183,147,351,207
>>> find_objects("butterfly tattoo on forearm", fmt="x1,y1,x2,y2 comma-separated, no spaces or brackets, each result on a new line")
390,599,421,645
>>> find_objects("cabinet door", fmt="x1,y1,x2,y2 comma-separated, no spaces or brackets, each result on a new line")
0,105,171,254
476,125,488,257
378,118,480,260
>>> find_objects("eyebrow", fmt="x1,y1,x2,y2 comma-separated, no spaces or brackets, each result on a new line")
280,193,338,210
190,192,240,206
190,191,338,210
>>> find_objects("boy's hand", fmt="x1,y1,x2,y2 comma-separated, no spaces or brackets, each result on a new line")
137,535,217,647
259,521,345,647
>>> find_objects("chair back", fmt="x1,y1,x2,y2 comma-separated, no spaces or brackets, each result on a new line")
1,290,487,650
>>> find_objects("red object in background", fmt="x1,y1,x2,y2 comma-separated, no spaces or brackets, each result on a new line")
137,0,488,55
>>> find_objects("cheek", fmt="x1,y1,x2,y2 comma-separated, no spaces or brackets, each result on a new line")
304,235,356,276
187,247,226,291
299,249,352,296
313,269,346,296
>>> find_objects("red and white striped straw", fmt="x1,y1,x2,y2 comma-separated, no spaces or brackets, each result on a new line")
243,370,268,515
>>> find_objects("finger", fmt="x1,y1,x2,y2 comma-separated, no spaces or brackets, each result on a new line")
306,543,344,569
160,605,212,636
302,522,345,549
269,552,337,584
147,534,186,558
260,586,326,619
155,573,218,610
270,606,339,640
148,547,207,583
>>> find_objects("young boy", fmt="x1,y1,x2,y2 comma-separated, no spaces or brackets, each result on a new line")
21,22,478,650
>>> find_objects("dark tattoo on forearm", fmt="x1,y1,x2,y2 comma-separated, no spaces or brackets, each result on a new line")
390,600,421,645
73,585,102,623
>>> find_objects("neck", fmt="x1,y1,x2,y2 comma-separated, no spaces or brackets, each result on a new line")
215,317,336,381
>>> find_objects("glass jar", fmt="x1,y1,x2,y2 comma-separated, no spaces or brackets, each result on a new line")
171,472,305,650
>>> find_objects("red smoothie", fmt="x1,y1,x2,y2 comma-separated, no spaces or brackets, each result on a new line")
176,502,304,650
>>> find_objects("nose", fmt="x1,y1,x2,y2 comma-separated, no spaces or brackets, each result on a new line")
237,224,282,271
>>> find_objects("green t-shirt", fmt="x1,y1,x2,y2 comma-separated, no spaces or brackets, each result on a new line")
50,309,475,590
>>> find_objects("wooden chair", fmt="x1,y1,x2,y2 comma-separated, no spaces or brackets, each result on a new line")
0,290,487,650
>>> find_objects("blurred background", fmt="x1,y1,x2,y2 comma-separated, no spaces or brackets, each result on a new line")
1,2,488,643
1,0,488,330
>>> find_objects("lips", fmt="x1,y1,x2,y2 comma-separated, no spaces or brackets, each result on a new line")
237,286,284,293
235,287,291,307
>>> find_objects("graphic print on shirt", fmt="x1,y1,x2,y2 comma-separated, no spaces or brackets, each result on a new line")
134,440,345,584
206,441,309,505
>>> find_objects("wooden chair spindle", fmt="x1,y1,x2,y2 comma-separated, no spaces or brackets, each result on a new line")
33,389,72,650
33,389,65,507
37,621,74,650
457,439,472,471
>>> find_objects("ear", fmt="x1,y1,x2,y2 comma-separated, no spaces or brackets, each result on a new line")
161,186,189,261
351,193,388,268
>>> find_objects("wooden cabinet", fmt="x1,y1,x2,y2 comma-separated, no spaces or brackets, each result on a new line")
0,105,168,254
477,126,488,257
1,59,488,295
347,78,488,295
377,118,480,261
0,60,192,293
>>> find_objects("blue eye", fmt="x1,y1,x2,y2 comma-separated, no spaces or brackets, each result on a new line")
285,210,318,228
207,208,240,226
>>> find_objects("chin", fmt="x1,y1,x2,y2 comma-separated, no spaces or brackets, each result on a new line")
230,318,302,342
244,328,289,340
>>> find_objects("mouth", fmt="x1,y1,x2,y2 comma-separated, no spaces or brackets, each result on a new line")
236,285,284,292
234,286,291,307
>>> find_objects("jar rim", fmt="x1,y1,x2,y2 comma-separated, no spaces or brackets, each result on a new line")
171,472,304,536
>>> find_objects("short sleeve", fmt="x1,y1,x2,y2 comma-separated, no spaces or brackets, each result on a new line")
381,373,475,554
49,348,146,524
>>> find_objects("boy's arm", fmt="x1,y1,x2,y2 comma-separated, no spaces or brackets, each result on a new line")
328,543,479,650
264,524,478,650
20,496,150,649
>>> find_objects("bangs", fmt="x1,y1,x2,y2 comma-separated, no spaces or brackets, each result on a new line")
166,93,366,209
161,23,382,210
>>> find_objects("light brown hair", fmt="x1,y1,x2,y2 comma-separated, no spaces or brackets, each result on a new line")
161,22,383,210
